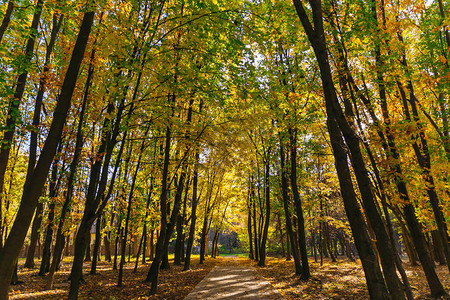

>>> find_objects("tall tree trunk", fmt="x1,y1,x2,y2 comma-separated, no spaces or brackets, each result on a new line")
311,229,317,262
150,229,155,260
289,128,310,279
85,234,92,262
145,126,171,293
40,154,61,276
252,177,259,261
0,9,95,299
133,230,144,273
258,153,270,267
113,224,122,270
23,202,43,268
335,57,405,300
90,215,102,275
280,140,302,274
199,214,209,264
324,222,336,262
118,130,147,286
141,183,154,265
184,153,200,271
104,217,112,262
286,231,291,260
431,230,446,265
248,192,254,260
174,174,188,265
39,202,55,276
0,1,14,43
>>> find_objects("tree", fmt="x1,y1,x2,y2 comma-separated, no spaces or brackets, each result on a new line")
0,6,95,298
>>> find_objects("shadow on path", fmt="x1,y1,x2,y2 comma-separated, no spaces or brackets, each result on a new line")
184,265,284,299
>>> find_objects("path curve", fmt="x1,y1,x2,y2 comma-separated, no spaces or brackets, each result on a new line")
184,265,284,299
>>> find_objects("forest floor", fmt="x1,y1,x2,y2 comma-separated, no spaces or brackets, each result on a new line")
9,255,449,299
250,256,450,300
10,255,215,299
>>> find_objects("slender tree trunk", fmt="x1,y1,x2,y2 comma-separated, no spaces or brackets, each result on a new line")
174,183,186,265
311,229,317,262
90,215,102,274
248,193,254,260
280,140,302,273
149,229,158,260
289,129,310,279
40,155,61,276
113,225,122,270
396,214,418,266
39,202,55,275
286,231,291,260
211,230,217,258
325,223,336,262
23,202,43,268
258,155,270,267
85,233,92,262
134,231,144,273
118,132,147,286
431,230,446,265
359,129,414,300
184,153,200,271
0,1,14,43
104,223,112,263
252,180,259,262
145,126,171,293
199,214,209,264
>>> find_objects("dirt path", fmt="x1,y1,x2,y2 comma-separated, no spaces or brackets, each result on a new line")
184,264,285,299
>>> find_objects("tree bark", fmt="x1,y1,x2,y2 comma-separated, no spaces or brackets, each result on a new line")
199,214,209,264
40,155,61,276
184,153,200,271
113,224,122,271
0,1,14,43
258,157,270,267
248,190,254,260
280,140,302,274
145,125,171,293
39,201,55,276
253,182,259,262
23,201,43,268
118,128,147,286
289,128,310,279
90,215,102,275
